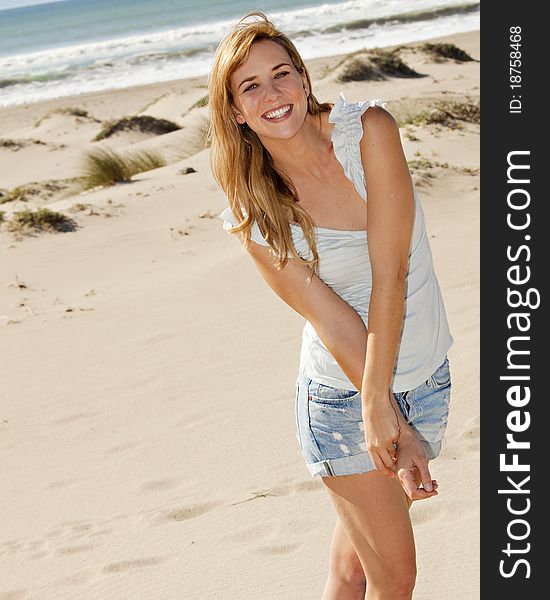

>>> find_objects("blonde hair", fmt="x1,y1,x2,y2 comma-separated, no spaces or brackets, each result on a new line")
208,12,333,275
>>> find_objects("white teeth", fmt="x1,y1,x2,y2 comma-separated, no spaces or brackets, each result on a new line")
264,105,291,119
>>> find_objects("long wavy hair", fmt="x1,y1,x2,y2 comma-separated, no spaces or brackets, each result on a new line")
208,12,333,276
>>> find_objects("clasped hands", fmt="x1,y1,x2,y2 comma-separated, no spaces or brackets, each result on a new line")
362,389,438,502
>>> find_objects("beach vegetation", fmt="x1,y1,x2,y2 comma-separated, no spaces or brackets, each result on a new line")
0,179,78,205
337,58,385,82
3,208,77,234
81,147,166,189
404,130,419,142
421,42,475,62
1,138,47,151
34,107,98,127
68,202,91,212
368,49,423,77
402,100,480,129
1,138,24,150
58,107,91,118
191,95,209,109
93,115,180,141
336,49,423,83
408,158,448,170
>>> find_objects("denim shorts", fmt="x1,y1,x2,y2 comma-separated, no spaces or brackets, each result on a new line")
294,356,452,477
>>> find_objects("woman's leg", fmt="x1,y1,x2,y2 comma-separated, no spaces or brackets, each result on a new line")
322,516,367,600
322,470,417,600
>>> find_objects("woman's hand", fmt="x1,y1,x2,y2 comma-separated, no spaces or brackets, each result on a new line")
395,431,438,501
361,389,402,477
362,390,438,499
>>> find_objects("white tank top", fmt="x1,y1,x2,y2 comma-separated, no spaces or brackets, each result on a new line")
218,92,454,393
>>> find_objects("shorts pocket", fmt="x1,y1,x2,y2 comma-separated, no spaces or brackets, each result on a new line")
307,381,360,406
428,356,451,390
394,389,421,423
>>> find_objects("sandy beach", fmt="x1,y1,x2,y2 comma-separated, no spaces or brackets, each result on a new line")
0,29,480,599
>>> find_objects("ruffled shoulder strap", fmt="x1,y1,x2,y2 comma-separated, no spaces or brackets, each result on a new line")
218,206,271,247
328,92,387,200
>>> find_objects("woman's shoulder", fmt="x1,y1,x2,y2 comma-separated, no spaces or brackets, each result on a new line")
328,92,387,128
327,93,389,200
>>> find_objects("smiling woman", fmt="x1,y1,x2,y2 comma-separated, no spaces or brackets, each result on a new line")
231,45,309,133
208,12,454,600
208,15,335,278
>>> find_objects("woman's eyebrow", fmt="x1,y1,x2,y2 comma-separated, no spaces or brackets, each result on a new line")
237,62,292,90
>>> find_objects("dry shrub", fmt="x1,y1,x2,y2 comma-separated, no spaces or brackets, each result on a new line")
336,49,422,83
3,208,77,234
421,43,475,62
93,116,180,141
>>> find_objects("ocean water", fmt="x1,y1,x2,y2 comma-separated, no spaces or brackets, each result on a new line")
0,0,480,107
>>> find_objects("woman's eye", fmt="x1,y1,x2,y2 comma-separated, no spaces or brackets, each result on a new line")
275,71,289,78
244,83,257,92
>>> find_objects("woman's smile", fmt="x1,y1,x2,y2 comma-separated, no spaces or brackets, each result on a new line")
262,104,293,121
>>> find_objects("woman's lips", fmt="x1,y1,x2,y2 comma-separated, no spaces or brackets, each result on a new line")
262,104,293,122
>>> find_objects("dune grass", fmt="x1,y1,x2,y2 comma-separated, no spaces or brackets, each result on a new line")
0,179,75,205
403,100,480,129
421,42,475,62
1,138,47,151
3,208,77,234
337,58,385,82
0,138,23,150
190,95,209,109
368,49,422,77
93,115,180,141
34,107,98,127
81,147,166,189
336,49,422,83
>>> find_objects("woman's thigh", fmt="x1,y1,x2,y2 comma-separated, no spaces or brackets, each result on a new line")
321,470,416,584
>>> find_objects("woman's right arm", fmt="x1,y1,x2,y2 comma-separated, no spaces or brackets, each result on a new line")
246,243,367,390
245,241,437,500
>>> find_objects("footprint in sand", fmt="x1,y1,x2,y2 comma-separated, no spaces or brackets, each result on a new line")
221,523,274,543
69,523,94,533
88,528,113,538
56,569,95,586
45,528,64,539
265,478,322,497
411,502,444,526
222,522,306,555
55,544,95,555
105,441,144,456
45,479,75,490
102,556,164,574
256,542,301,555
140,478,180,492
1,541,24,555
150,501,219,526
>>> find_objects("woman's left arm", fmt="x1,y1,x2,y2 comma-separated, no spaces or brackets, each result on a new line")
359,106,416,475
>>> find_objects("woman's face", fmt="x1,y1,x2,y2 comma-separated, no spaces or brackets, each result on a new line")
229,39,310,142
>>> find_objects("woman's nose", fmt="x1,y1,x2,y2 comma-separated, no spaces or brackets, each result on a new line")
264,79,282,102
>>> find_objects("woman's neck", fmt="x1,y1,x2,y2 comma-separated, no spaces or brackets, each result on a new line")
260,111,335,180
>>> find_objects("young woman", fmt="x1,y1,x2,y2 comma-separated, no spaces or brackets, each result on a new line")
210,12,453,600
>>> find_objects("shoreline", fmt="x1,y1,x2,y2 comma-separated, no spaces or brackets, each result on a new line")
0,29,478,131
